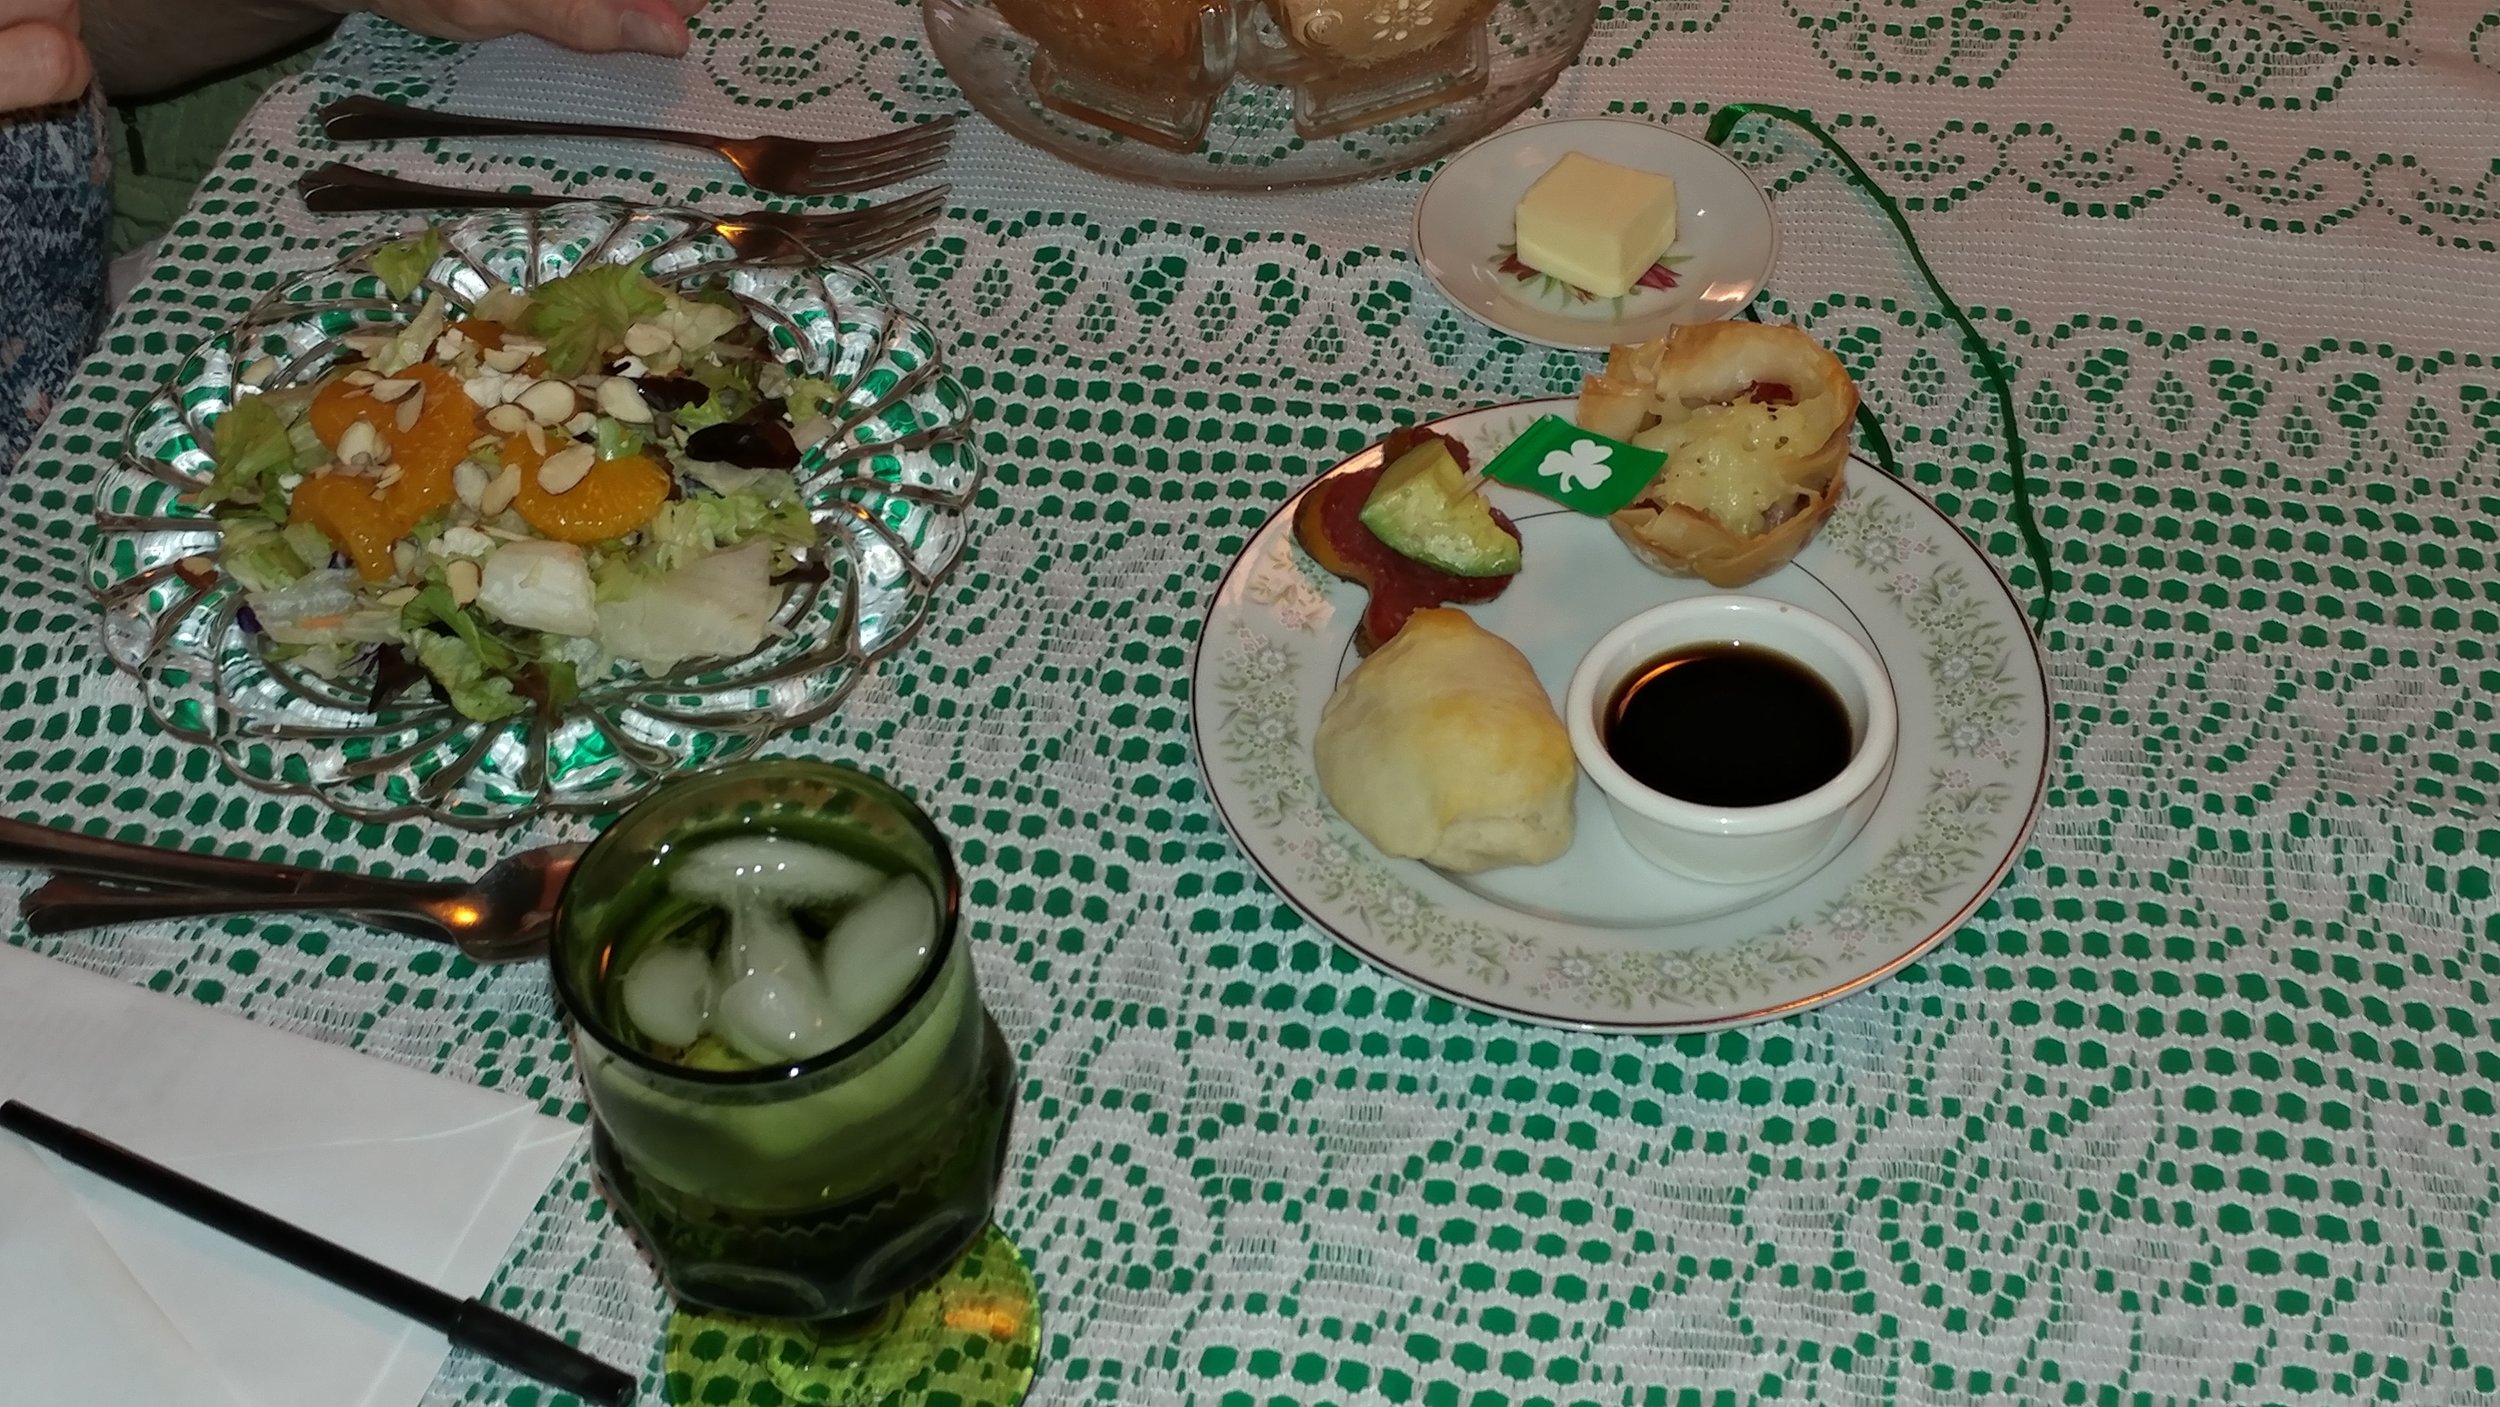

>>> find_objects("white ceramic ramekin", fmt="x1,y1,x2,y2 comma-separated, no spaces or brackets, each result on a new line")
1565,595,1897,884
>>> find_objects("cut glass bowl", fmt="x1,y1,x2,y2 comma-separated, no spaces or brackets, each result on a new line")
92,205,980,829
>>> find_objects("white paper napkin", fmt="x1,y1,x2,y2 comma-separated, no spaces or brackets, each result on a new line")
0,944,583,1407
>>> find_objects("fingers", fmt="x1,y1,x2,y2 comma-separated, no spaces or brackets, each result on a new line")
374,0,696,55
0,20,89,113
517,0,694,55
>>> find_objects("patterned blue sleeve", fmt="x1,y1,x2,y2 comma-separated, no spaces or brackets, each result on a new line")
0,88,112,474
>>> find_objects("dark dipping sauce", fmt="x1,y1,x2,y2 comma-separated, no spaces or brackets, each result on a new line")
1604,643,1855,808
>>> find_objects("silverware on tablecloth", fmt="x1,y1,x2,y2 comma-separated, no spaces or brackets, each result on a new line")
0,817,578,962
298,163,950,263
317,95,956,197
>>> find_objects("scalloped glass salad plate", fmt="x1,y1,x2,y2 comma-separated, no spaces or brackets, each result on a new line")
94,205,981,828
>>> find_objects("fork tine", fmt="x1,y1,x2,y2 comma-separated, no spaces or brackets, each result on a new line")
833,115,957,161
836,211,945,264
790,187,950,238
771,188,949,263
804,120,956,179
780,146,952,198
813,192,949,261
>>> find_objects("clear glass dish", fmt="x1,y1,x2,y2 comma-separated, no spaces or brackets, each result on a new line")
92,206,982,829
922,0,1598,191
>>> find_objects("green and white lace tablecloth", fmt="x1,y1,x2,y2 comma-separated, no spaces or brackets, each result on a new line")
11,1,2500,1402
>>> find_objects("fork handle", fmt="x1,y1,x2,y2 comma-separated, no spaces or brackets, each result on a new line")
299,162,574,214
20,876,462,944
320,96,708,154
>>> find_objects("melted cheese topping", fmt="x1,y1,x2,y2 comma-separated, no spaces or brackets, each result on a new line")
1632,401,1820,537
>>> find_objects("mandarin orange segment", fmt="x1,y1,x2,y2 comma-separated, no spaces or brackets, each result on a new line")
293,365,479,580
307,364,476,483
288,472,401,579
503,434,673,545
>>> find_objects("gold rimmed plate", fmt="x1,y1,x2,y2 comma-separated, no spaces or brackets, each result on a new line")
1190,397,2048,1032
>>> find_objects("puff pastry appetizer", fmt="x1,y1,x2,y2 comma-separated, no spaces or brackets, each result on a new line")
1313,608,1575,873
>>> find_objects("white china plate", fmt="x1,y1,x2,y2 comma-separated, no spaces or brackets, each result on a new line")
1412,119,1777,351
1192,398,2049,1032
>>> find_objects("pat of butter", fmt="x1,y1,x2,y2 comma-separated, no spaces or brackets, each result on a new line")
1513,152,1679,300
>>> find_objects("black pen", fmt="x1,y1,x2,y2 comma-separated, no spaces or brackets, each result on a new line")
0,1100,636,1406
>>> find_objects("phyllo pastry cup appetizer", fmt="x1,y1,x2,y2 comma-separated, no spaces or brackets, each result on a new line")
1577,322,1858,588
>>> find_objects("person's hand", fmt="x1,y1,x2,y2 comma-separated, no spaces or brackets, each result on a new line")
0,0,89,113
368,0,706,57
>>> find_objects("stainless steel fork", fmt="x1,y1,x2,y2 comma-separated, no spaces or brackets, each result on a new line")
318,95,956,197
296,163,948,263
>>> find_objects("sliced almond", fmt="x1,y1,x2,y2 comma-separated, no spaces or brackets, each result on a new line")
467,431,501,452
391,540,421,578
483,403,530,436
480,463,522,519
366,378,418,404
337,419,382,465
239,356,279,389
481,346,532,374
517,379,578,426
343,368,382,387
562,410,597,437
445,556,482,607
462,372,507,408
498,336,547,356
597,376,652,424
536,443,597,495
442,525,495,557
622,321,673,359
522,421,548,459
374,463,405,489
379,585,420,608
433,329,469,362
453,460,490,510
393,388,426,435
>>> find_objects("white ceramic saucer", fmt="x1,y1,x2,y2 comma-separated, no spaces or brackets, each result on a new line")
1412,118,1778,351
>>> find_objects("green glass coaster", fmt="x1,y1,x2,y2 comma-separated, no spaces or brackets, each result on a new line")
663,1224,1038,1407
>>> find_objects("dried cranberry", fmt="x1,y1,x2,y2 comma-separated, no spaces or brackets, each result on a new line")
638,376,712,412
685,420,799,470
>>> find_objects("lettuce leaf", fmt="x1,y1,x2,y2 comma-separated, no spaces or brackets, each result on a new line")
523,262,668,377
219,519,312,593
673,356,759,433
203,395,297,508
638,476,813,575
411,632,526,721
367,228,443,302
595,538,778,674
371,294,449,376
784,375,841,421
401,582,519,674
593,416,649,461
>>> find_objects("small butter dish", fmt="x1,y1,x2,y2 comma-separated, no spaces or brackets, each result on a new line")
1412,117,1777,351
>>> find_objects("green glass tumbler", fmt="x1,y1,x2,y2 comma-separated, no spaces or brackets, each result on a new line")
550,759,1017,1327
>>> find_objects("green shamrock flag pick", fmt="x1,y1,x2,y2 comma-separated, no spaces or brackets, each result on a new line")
1479,415,1667,516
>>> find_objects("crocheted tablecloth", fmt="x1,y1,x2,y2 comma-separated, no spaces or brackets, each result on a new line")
10,1,2500,1402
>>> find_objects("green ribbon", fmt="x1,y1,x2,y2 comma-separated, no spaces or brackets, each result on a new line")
1705,103,2055,624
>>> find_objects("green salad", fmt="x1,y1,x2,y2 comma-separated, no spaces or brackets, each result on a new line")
199,228,845,722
